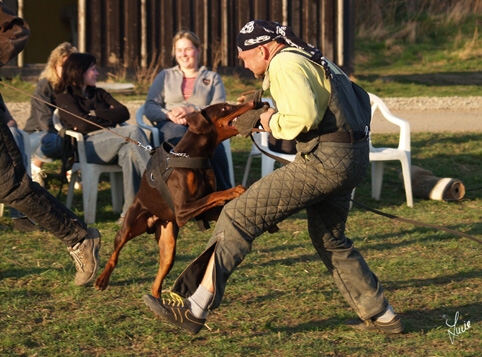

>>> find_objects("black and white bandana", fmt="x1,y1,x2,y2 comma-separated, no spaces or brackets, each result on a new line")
236,20,323,62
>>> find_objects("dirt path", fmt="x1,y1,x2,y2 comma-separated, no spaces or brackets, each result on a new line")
371,97,482,134
8,97,482,134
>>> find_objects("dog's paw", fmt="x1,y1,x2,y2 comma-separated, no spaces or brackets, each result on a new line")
232,185,247,197
94,275,109,291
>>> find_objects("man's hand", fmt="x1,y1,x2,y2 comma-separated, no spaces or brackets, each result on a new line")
260,107,276,132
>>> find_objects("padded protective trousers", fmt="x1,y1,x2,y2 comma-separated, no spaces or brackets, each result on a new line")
0,114,88,246
172,140,388,320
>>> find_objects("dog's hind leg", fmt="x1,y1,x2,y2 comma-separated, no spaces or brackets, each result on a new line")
151,221,179,298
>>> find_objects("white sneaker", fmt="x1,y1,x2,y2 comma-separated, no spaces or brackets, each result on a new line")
31,164,46,187
66,170,82,190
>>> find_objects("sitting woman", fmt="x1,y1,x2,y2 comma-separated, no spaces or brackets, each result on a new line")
144,30,232,190
24,42,77,187
56,52,150,224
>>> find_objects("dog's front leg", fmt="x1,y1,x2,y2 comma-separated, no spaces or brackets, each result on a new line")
176,185,246,227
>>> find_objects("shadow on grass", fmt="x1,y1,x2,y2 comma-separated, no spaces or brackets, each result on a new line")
355,222,482,252
402,302,482,333
384,268,482,292
0,267,50,280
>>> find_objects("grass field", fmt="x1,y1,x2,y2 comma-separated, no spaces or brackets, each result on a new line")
1,2,482,356
1,132,481,356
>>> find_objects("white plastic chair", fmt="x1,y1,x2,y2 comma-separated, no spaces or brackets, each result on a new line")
53,109,124,224
0,129,31,217
136,104,235,187
242,131,296,186
368,92,413,207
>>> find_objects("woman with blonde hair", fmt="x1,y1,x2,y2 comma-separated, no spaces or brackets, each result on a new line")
24,42,77,186
144,30,231,190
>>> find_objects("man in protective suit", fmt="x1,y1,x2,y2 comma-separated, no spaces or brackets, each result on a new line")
143,20,403,335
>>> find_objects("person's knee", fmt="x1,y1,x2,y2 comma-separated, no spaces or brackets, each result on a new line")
39,133,63,159
156,121,187,144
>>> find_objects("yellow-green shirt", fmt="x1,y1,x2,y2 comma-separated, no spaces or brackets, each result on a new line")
265,48,332,140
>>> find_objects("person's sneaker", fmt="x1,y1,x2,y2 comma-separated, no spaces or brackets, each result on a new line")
31,164,47,187
66,170,82,190
13,217,42,232
115,216,125,226
67,227,101,286
347,314,404,334
143,292,206,335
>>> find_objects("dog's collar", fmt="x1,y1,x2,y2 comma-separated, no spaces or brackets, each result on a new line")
169,149,189,158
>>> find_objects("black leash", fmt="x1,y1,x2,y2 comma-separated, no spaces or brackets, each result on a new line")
249,133,482,245
351,199,482,245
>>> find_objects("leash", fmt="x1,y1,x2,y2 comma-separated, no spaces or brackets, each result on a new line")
248,132,482,245
0,80,153,153
249,131,293,165
351,199,482,245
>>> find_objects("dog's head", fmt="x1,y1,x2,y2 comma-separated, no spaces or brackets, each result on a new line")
187,101,257,144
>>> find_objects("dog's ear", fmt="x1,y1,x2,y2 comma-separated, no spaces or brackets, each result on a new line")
186,111,212,134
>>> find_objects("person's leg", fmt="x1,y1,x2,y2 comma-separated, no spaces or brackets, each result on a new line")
155,120,188,146
114,125,150,214
211,142,232,190
7,127,40,231
171,143,371,307
303,147,402,333
30,132,64,186
85,125,150,216
144,145,358,333
306,195,388,319
0,120,100,285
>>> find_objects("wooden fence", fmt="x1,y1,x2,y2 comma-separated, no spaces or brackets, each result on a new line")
84,0,355,76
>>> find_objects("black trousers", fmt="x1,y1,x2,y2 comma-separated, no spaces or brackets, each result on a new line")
0,101,88,246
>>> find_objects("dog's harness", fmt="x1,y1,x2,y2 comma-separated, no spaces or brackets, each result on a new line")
146,141,212,215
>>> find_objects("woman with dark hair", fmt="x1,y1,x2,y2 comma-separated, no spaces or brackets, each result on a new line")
56,53,150,224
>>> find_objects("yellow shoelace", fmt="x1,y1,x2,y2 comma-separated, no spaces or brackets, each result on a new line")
161,291,185,307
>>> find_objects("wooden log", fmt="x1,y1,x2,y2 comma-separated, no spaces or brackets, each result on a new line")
408,165,465,201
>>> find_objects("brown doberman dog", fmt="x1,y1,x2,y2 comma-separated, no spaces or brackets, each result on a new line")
94,101,257,297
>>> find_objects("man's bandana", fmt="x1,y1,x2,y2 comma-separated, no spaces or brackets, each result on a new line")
236,20,322,62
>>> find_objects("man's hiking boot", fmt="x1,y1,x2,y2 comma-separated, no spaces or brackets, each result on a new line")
67,227,101,286
143,293,206,335
348,314,404,334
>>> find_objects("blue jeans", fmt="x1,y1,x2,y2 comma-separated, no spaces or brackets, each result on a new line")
155,120,232,190
9,127,28,219
84,125,150,215
29,131,63,163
